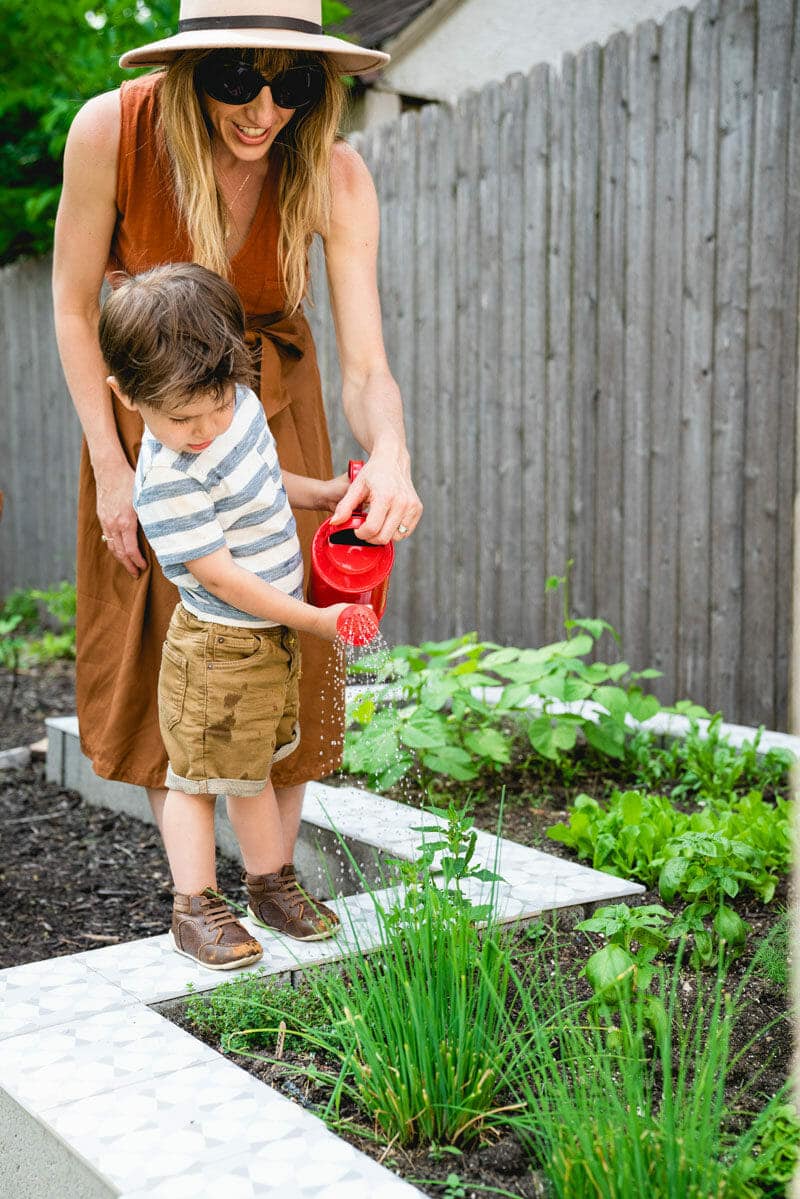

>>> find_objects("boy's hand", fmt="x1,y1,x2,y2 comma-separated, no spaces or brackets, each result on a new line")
315,602,354,642
317,472,350,511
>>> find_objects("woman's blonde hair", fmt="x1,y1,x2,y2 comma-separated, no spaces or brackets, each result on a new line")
158,49,345,314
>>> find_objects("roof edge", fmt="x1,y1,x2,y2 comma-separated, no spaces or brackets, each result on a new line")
381,0,465,65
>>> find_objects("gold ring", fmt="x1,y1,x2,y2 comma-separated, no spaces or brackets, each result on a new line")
397,523,409,535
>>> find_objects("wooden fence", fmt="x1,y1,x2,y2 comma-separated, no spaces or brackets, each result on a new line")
1,0,798,728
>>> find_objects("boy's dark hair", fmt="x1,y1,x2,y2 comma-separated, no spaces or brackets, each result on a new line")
98,263,255,409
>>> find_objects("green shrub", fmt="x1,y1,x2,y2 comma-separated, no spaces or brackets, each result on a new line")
0,581,76,667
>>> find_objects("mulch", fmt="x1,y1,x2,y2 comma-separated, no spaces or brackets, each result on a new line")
0,662,246,967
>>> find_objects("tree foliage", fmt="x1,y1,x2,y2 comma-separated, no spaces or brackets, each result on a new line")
1,0,351,265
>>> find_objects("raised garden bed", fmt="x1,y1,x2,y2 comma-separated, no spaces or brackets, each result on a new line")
1,654,796,1197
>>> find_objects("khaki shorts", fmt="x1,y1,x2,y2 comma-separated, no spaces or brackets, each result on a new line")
158,604,301,797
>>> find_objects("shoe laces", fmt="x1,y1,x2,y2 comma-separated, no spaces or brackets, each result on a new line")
275,871,320,919
199,890,240,930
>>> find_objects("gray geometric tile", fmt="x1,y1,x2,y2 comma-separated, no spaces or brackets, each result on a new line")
72,891,396,1005
0,1004,215,1111
76,932,271,1004
0,954,134,1041
45,1056,422,1196
119,1135,421,1197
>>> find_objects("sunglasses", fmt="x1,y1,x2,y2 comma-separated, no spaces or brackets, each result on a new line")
195,53,325,110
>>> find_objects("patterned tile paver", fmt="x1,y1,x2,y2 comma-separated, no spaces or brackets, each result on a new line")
0,953,136,1042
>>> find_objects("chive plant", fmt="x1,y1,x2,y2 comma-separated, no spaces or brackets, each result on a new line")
224,806,533,1147
504,932,794,1197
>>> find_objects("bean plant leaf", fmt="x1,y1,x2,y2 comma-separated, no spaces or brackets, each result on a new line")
462,727,511,765
582,945,636,996
420,746,478,780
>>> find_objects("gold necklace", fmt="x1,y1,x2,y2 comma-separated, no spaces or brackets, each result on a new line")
216,166,253,239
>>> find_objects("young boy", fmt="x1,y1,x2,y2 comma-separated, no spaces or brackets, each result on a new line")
98,262,360,970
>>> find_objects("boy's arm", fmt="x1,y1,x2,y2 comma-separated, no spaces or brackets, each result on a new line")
282,471,348,512
185,546,348,641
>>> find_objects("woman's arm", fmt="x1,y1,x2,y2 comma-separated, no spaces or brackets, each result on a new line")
52,90,147,578
322,141,423,545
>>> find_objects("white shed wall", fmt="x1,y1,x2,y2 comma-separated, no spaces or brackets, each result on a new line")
380,0,704,102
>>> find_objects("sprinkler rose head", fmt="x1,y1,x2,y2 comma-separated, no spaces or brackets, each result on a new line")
336,604,380,646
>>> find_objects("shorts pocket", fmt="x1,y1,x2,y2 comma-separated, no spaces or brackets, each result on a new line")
211,633,261,666
158,643,188,731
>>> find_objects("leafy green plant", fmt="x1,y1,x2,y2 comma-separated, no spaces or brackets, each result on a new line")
575,902,674,1006
624,720,792,804
549,785,788,966
185,971,330,1054
547,789,689,886
732,1101,800,1196
0,582,76,666
344,620,670,791
751,910,790,990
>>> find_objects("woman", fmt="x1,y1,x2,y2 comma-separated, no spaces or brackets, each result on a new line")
52,0,422,935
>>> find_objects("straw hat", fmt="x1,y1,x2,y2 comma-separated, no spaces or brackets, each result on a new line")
119,0,389,75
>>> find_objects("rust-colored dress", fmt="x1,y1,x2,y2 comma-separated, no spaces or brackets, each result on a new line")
75,73,344,789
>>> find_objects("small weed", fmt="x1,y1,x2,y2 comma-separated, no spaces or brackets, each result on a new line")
751,909,790,989
185,972,330,1054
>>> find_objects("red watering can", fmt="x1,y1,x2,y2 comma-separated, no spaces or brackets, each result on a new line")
308,461,394,645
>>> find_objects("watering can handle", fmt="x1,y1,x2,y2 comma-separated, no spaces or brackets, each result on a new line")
348,460,365,516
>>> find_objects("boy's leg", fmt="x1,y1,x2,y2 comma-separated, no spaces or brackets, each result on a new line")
272,783,305,862
226,780,286,875
162,787,263,970
146,786,167,835
162,789,218,893
231,780,339,942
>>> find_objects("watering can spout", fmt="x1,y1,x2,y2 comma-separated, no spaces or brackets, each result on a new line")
336,604,380,646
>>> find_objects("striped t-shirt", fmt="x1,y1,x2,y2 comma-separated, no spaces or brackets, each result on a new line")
133,385,304,627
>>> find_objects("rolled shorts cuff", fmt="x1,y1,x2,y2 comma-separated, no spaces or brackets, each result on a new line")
164,767,267,797
272,722,301,764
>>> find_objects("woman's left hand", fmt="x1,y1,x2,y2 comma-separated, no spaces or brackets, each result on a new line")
329,451,422,544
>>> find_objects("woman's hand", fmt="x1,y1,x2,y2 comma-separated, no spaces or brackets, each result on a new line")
95,461,147,578
330,451,423,544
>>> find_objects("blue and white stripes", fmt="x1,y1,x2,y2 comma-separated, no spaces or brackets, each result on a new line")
134,386,304,627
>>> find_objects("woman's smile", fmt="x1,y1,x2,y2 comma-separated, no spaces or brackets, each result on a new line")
204,89,293,163
232,121,273,145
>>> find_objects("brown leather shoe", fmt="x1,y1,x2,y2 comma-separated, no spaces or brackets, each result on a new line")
245,865,340,941
170,889,263,970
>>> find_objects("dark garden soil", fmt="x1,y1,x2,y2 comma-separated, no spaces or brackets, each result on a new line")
0,659,76,751
0,662,245,967
2,662,794,1199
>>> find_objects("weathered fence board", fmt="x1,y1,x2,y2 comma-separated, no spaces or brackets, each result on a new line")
710,0,757,719
776,0,800,726
2,0,798,728
678,0,720,705
595,32,628,644
623,21,660,683
743,0,794,721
